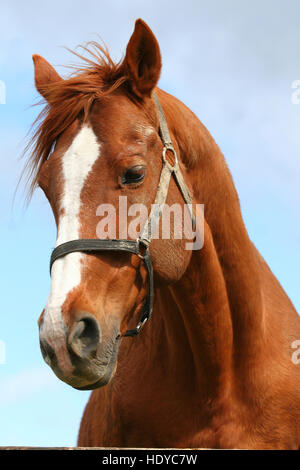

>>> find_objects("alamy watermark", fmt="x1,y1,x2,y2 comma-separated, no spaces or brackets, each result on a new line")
0,80,6,104
95,196,204,250
291,340,300,365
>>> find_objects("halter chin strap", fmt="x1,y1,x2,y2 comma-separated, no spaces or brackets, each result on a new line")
50,92,194,337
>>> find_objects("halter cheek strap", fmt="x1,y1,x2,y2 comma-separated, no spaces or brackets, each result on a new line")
49,92,194,337
138,93,195,246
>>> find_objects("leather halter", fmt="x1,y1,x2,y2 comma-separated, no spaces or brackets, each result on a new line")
50,92,194,337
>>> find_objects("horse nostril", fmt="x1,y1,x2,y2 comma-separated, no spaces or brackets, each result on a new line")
68,314,100,359
40,339,55,366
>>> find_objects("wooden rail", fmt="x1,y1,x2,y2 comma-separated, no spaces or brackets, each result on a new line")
0,447,206,450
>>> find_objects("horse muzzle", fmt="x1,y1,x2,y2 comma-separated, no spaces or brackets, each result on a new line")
39,311,120,390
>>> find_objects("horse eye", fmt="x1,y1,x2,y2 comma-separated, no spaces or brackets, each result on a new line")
121,165,146,185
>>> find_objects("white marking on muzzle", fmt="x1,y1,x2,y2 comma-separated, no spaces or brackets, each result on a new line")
40,125,100,371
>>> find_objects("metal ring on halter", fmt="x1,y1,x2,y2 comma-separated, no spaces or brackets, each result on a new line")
162,145,178,168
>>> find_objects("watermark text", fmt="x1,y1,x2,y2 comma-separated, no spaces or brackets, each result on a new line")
95,197,204,250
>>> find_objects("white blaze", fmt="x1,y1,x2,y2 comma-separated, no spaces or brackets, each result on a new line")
40,125,100,365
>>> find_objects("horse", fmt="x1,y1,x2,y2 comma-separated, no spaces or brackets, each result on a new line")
26,19,300,449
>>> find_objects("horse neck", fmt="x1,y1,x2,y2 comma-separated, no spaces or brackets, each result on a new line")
150,90,266,386
163,222,235,398
124,222,234,402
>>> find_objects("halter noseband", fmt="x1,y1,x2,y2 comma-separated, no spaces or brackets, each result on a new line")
50,92,194,337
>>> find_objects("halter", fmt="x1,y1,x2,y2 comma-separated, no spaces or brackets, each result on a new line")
50,92,195,337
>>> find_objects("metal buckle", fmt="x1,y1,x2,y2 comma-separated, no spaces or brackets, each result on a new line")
136,316,148,333
137,237,150,259
123,316,149,337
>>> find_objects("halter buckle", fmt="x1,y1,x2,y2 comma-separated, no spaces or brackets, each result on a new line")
136,316,148,333
123,316,149,337
137,237,150,259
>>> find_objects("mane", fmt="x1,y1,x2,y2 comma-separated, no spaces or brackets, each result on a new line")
23,41,130,198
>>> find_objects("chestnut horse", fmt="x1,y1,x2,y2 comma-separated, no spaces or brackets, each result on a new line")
27,19,300,449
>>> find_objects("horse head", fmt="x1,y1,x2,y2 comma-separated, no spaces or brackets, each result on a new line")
33,20,194,390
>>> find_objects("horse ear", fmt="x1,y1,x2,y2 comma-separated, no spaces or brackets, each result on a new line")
124,19,162,98
32,54,62,101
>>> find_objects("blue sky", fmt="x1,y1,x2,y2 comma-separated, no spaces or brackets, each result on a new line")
0,0,299,446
